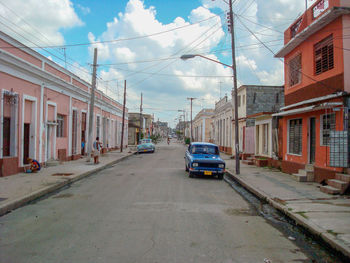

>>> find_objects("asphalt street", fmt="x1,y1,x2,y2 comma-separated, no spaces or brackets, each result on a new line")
0,141,311,263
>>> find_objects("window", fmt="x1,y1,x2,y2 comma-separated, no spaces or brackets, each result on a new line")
321,113,335,145
289,54,302,86
291,18,302,38
253,92,256,103
238,95,241,107
288,119,302,155
275,93,279,103
57,114,65,137
315,35,334,75
243,95,245,105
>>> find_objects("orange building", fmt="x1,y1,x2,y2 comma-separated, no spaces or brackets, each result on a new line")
274,0,350,183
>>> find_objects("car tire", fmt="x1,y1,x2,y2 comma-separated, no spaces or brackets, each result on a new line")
218,174,224,180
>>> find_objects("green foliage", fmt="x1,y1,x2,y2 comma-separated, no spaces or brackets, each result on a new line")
185,137,191,144
150,134,161,144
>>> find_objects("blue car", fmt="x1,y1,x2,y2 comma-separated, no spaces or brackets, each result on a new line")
137,139,155,154
185,142,225,180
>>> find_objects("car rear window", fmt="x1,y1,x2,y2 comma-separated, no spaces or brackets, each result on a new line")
191,145,219,155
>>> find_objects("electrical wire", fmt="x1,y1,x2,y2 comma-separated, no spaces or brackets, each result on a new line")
236,14,342,93
0,12,225,49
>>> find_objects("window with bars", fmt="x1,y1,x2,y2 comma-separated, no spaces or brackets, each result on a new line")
289,54,302,87
315,35,334,75
321,113,336,146
288,119,302,155
57,114,65,137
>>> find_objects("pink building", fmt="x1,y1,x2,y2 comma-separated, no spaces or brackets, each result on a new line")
0,31,128,177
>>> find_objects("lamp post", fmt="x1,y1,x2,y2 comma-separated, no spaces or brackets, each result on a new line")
180,52,240,174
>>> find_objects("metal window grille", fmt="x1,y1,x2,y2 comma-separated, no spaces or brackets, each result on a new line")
57,114,65,137
289,119,302,154
329,131,348,167
289,54,302,86
315,35,334,75
322,113,335,145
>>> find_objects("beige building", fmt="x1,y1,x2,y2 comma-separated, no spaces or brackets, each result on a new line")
211,96,233,154
192,109,214,142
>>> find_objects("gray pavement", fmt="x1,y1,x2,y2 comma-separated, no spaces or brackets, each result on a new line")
0,149,135,216
222,153,350,259
1,141,349,261
0,141,310,263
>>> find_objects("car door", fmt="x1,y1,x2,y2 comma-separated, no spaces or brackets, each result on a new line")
185,144,192,167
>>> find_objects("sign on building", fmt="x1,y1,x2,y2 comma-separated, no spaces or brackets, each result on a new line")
313,0,329,18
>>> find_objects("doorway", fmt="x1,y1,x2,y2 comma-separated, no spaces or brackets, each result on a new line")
23,123,30,164
309,117,316,164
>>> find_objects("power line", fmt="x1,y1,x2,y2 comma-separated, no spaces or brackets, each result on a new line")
0,13,224,49
236,14,341,93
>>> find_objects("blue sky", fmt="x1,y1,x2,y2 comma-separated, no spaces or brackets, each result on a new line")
0,0,317,127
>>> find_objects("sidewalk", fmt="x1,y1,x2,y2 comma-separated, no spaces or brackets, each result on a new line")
0,150,135,217
221,154,350,259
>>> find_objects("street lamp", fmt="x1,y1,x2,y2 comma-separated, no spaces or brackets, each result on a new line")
180,53,240,174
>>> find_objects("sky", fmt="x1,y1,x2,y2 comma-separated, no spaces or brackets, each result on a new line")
0,0,317,127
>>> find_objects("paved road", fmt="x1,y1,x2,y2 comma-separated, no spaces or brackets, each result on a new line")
0,141,310,263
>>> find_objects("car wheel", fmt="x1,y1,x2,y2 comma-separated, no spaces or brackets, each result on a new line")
218,174,224,180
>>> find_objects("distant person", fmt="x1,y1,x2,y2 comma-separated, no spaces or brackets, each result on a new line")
93,137,102,164
24,158,41,173
81,140,85,155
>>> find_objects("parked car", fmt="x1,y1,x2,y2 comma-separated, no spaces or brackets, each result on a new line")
137,139,155,153
185,142,225,180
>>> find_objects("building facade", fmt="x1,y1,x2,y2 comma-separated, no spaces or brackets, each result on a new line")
0,32,128,177
192,109,214,143
211,96,233,154
274,0,350,182
233,85,284,158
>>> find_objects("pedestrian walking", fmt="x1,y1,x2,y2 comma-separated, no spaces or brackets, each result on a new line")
93,137,102,164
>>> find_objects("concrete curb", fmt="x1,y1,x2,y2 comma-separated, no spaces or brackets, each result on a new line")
0,152,136,217
224,169,350,260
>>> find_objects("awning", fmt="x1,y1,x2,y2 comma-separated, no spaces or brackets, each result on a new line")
272,102,343,117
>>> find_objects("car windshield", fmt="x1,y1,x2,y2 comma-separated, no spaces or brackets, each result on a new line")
141,139,151,144
191,145,219,155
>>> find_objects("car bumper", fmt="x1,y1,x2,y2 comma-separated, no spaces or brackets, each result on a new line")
189,168,225,176
137,148,154,153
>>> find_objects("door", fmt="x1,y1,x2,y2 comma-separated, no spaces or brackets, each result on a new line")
23,123,30,164
309,117,316,164
3,117,11,156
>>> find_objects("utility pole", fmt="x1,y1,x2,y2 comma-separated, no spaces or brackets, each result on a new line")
139,93,143,143
228,0,240,174
187,97,196,142
87,48,98,162
120,80,126,152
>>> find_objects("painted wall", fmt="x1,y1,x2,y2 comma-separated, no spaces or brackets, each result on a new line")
282,106,343,172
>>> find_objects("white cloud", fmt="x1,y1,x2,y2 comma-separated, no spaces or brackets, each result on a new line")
237,55,257,70
0,0,83,46
90,0,228,120
76,4,90,15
